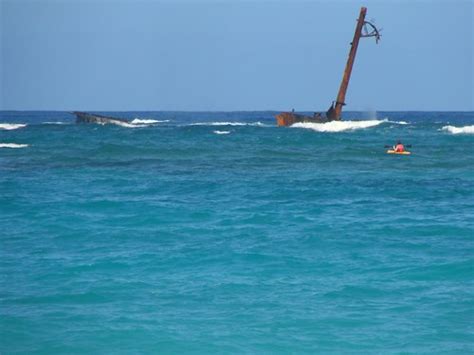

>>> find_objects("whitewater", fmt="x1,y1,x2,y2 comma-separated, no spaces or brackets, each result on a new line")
0,123,27,130
1,110,473,354
291,119,385,132
442,124,474,134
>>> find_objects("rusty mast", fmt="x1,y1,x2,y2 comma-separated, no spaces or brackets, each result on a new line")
331,6,368,120
275,7,380,126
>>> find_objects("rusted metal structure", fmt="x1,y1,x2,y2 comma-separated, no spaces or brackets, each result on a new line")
275,7,380,126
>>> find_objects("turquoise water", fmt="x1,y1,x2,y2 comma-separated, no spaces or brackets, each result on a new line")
1,111,473,353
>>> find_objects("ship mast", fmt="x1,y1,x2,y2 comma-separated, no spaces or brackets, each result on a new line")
275,7,380,126
329,7,379,120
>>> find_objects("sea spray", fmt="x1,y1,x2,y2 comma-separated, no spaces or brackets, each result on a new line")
365,109,378,120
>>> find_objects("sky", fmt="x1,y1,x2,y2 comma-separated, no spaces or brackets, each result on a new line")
0,0,473,111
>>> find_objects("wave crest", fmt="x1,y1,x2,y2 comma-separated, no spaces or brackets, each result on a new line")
0,123,27,130
213,130,231,135
0,143,29,148
107,118,169,128
106,120,148,128
291,119,385,132
442,125,474,135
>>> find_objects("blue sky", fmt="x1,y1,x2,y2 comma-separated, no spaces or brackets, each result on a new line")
1,0,473,111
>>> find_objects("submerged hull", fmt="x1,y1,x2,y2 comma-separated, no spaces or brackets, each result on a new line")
275,112,334,127
73,111,129,125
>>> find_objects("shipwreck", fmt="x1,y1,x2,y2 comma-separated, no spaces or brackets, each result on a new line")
275,7,381,126
73,111,130,125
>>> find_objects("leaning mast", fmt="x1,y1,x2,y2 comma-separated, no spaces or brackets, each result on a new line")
330,7,368,120
275,6,380,126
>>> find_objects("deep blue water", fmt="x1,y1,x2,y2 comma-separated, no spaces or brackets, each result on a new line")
1,111,473,353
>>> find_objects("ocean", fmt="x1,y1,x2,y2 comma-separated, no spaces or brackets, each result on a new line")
1,111,473,353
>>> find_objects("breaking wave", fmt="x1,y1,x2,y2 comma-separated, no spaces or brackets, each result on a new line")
104,118,169,127
105,120,148,128
0,143,29,148
442,125,474,135
190,121,267,127
213,130,231,135
131,118,169,124
0,123,27,130
291,119,385,132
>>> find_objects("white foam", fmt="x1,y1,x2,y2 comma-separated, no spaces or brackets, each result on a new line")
213,130,231,135
43,121,69,125
190,121,267,127
107,118,167,128
0,143,29,148
0,123,27,130
291,119,385,132
388,120,409,125
131,118,169,124
442,125,474,135
111,120,148,128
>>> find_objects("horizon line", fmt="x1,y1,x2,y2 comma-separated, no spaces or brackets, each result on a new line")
1,109,474,113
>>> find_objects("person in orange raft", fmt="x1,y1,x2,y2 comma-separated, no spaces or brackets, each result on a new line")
393,141,405,152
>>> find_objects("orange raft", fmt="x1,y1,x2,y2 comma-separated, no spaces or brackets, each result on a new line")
387,150,411,155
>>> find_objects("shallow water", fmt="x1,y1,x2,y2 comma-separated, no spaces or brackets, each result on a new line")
1,111,473,353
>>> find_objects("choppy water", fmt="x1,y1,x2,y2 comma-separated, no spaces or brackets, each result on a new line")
1,111,473,353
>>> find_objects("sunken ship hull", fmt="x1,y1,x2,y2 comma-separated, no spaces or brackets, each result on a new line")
73,111,129,125
275,105,338,126
275,112,328,126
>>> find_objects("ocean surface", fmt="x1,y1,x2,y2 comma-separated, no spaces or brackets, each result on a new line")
1,111,473,353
